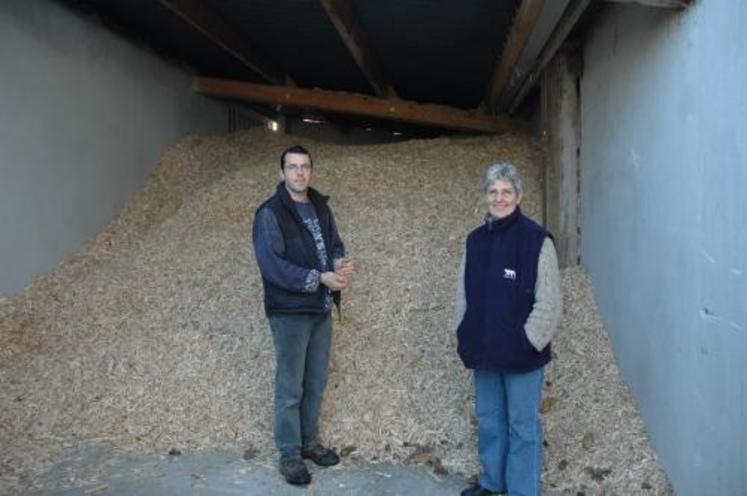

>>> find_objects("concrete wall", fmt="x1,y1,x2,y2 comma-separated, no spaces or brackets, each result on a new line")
0,1,227,296
580,2,746,494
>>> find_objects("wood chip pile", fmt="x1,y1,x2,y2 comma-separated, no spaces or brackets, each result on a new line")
0,128,670,494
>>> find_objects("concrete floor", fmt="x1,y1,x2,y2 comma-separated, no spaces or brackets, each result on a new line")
26,446,573,495
28,446,467,495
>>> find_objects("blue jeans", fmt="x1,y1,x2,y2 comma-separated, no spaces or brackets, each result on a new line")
269,313,332,461
474,367,544,496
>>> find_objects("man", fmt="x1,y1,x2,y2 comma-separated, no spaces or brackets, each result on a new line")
252,144,354,486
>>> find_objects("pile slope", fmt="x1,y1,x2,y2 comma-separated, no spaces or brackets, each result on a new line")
0,129,669,494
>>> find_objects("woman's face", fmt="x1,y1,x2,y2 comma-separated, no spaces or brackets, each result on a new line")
487,178,521,219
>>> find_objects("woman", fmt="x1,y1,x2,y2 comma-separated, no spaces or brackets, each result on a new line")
456,163,562,496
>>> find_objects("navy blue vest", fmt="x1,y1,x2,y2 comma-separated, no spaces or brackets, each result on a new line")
457,209,551,373
258,182,340,315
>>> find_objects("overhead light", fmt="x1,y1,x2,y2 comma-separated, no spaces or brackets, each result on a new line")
268,121,279,132
302,117,324,124
392,131,403,136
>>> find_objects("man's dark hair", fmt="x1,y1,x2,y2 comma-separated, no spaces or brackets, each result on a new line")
280,145,313,170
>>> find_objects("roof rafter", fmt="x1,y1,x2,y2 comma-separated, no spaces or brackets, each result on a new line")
195,77,530,134
319,0,395,98
602,0,692,7
158,0,292,85
507,0,592,113
485,0,545,114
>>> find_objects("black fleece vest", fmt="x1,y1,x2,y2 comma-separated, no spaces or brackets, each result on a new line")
258,182,340,315
457,209,551,373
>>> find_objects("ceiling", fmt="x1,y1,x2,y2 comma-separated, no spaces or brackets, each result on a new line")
59,0,597,136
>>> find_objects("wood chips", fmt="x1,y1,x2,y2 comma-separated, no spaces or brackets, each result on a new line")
0,128,670,494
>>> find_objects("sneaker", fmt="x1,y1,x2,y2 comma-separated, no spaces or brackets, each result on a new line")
302,444,340,467
279,458,311,486
460,483,502,496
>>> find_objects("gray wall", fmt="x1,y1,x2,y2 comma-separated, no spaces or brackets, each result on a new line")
0,1,227,296
580,2,746,494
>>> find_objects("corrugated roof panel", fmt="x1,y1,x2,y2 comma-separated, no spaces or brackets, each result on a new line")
206,0,375,94
351,0,520,108
61,0,264,81
60,0,526,116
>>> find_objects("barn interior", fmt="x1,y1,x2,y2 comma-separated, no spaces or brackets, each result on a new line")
4,1,743,495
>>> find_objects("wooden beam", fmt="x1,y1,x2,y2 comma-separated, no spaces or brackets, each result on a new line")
195,78,531,134
507,0,592,113
319,0,395,98
492,1,572,113
485,0,545,114
542,46,581,268
159,0,290,85
602,0,692,7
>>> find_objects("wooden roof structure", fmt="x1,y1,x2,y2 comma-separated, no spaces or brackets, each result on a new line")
62,0,692,135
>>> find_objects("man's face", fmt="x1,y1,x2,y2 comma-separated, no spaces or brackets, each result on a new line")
280,152,313,195
487,178,521,219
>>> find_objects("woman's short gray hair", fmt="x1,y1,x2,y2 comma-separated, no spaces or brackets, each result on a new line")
483,162,523,196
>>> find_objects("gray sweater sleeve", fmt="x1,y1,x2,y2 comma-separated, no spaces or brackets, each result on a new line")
453,249,467,332
524,237,563,352
453,237,562,352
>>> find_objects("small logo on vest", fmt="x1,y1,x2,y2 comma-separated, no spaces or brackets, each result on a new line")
503,268,517,280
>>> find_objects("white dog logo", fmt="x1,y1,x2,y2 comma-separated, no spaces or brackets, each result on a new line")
503,268,516,280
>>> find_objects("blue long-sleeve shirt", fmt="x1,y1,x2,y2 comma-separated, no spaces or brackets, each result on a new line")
252,202,344,295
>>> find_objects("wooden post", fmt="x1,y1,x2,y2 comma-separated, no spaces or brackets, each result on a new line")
542,43,581,267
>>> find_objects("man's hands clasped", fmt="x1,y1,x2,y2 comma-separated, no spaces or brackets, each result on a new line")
320,257,355,291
